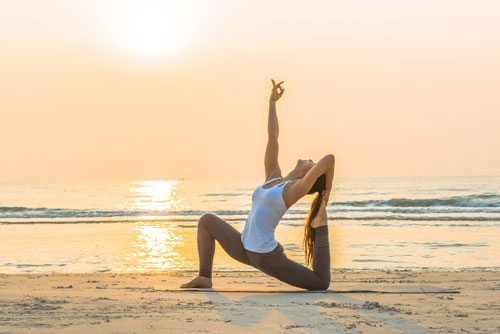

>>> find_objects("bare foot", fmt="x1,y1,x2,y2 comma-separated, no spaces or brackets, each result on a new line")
180,275,213,288
311,199,328,229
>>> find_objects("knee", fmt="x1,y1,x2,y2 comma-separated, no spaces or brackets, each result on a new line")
308,279,330,291
198,213,216,228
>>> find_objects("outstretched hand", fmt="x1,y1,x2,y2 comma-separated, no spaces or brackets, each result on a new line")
269,79,285,102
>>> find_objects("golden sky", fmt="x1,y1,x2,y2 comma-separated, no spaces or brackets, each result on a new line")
1,0,499,182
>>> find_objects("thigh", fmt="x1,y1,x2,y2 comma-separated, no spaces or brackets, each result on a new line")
202,213,251,266
258,245,324,290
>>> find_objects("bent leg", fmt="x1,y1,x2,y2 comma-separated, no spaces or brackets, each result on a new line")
254,225,330,290
197,213,251,278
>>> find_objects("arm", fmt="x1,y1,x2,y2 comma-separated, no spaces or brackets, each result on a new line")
264,79,285,181
289,154,335,202
323,156,335,204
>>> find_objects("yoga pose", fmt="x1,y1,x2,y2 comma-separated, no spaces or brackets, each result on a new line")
181,79,335,290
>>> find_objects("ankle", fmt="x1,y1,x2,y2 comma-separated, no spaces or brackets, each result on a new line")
312,222,328,230
311,221,327,229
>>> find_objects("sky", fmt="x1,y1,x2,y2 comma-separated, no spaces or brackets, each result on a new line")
1,0,499,182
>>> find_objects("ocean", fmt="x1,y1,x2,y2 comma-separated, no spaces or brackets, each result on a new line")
1,176,499,273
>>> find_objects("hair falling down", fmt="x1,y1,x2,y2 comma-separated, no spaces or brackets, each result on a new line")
303,174,327,267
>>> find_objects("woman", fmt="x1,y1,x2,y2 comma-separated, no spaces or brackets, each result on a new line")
181,79,335,291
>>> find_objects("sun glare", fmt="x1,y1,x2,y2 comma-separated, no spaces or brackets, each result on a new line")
125,180,187,271
106,0,200,60
129,180,183,211
130,225,185,271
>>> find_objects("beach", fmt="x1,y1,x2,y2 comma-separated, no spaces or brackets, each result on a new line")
1,270,499,333
1,178,499,333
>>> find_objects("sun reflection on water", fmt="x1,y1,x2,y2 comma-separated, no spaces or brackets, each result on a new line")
126,180,188,272
129,224,185,271
129,180,185,212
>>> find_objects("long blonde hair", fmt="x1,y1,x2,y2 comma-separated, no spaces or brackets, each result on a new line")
303,173,327,267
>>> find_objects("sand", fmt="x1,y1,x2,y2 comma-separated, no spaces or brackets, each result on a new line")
0,270,499,333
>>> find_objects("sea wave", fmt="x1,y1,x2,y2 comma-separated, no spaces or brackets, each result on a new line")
2,215,500,225
1,193,499,221
0,207,208,219
336,193,500,208
2,207,500,219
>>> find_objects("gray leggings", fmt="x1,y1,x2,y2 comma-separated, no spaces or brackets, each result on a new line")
197,213,331,291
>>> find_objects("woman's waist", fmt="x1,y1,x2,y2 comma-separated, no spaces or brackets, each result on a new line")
243,216,280,235
245,241,282,255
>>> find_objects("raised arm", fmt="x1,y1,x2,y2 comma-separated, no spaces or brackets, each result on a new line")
264,79,285,181
322,155,335,203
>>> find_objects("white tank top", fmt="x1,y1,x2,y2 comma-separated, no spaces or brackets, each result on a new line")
241,177,291,253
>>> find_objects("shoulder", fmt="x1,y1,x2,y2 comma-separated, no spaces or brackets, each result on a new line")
284,178,300,189
283,179,300,208
281,178,305,207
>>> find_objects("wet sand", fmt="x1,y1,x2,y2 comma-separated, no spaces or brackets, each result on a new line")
0,270,499,333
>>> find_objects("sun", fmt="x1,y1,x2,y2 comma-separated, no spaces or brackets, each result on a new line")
105,0,200,60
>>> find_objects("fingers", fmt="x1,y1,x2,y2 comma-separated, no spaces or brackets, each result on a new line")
278,87,285,98
271,79,284,90
271,79,285,101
